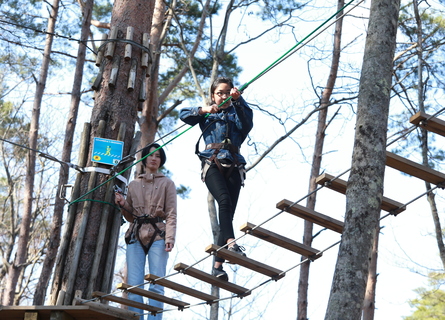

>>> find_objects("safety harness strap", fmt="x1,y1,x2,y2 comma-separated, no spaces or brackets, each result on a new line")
133,216,166,255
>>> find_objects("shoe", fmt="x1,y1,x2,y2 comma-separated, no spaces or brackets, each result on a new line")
212,265,228,281
228,243,246,257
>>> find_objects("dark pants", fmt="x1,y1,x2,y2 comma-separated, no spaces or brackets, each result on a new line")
204,163,242,263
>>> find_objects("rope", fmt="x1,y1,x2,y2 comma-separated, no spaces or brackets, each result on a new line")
69,0,361,204
5,0,439,315
83,105,445,315
236,0,360,93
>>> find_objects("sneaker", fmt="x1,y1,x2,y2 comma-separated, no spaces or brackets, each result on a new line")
228,243,246,257
212,265,228,281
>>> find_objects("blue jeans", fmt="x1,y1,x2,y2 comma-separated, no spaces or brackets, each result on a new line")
126,239,169,320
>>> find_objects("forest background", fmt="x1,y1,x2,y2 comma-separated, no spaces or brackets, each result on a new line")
1,0,445,319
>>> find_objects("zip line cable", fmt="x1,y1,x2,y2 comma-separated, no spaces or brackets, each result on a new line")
85,171,434,318
237,0,361,93
108,0,363,174
82,107,445,312
112,108,445,314
68,0,360,206
1,0,361,194
6,1,432,314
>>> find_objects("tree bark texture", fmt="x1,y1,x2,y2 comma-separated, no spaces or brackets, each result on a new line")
324,0,400,319
138,0,165,154
51,0,156,305
362,225,379,320
34,0,94,306
297,0,344,319
208,192,220,320
412,0,445,270
2,0,60,306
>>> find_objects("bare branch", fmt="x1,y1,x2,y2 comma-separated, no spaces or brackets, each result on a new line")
90,20,110,29
247,96,357,171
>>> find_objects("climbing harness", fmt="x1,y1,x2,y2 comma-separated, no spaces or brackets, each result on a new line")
115,180,167,254
194,108,246,185
126,215,166,255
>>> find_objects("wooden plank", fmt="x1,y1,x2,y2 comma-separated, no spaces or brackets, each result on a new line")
92,291,162,313
386,151,445,186
116,283,189,308
315,173,406,214
240,222,322,259
276,199,344,234
410,111,445,137
144,274,218,302
173,263,250,296
0,305,137,320
204,244,285,280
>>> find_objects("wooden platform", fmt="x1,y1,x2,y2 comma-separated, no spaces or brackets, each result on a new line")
276,199,344,234
205,244,286,280
410,111,445,137
0,304,138,320
144,274,218,302
315,173,406,214
174,263,250,296
386,151,445,186
240,222,322,259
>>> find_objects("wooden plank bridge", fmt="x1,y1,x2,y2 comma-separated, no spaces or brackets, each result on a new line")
2,111,444,320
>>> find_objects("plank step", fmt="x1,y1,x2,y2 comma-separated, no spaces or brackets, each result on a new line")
116,283,189,308
240,222,322,259
204,244,285,280
276,199,344,234
144,274,218,302
173,263,250,296
386,151,445,186
92,291,162,313
315,173,406,214
410,111,445,137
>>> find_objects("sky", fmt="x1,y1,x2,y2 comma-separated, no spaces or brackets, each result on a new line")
108,2,444,319
11,0,443,319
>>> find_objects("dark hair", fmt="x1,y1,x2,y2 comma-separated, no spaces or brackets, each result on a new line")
141,143,166,168
210,76,234,95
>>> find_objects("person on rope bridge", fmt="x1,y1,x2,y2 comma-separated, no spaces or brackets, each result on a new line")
114,143,177,320
179,76,253,281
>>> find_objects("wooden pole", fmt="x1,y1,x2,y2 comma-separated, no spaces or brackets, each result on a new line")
49,122,91,305
95,33,108,67
109,56,121,88
86,122,127,298
101,129,140,294
124,26,134,61
64,120,107,305
127,58,137,92
105,26,118,60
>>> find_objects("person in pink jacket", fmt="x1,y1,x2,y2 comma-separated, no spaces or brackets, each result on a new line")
115,143,177,320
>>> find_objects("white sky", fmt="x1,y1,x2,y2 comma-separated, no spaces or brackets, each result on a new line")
110,2,445,319
19,0,443,318
160,2,444,320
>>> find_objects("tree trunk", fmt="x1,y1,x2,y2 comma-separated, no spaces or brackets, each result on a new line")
208,192,220,320
33,0,94,305
297,0,344,318
412,0,445,270
362,225,379,320
138,0,166,154
2,0,60,306
324,0,400,318
50,0,156,305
